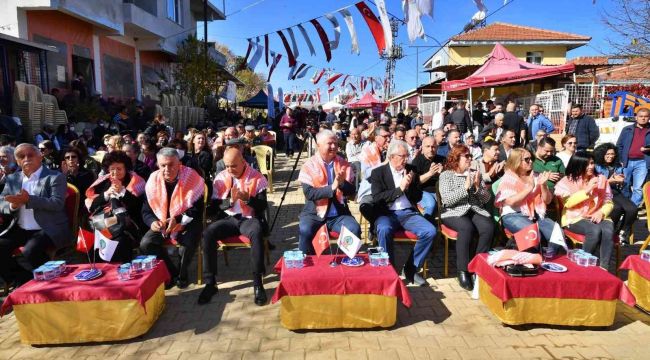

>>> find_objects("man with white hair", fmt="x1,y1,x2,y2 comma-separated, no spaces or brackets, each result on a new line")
370,140,436,286
405,129,420,162
0,143,70,286
140,148,205,289
297,130,361,254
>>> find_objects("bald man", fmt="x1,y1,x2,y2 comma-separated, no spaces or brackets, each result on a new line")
199,147,269,305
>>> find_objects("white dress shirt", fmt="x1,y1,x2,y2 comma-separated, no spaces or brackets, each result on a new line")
389,164,413,211
17,167,43,230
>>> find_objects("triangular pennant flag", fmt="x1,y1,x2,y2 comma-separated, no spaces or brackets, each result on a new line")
297,24,316,56
326,73,343,87
375,0,392,55
339,8,360,54
311,68,326,84
277,30,297,67
514,222,540,251
310,18,332,62
337,226,362,259
324,13,341,51
94,230,119,261
286,27,300,60
264,34,269,66
312,224,330,257
356,1,386,55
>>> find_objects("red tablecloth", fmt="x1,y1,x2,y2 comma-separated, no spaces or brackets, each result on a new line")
620,255,650,280
468,254,628,303
1,262,170,315
271,255,412,307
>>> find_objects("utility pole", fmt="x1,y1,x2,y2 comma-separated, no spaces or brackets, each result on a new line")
408,45,436,89
380,18,403,100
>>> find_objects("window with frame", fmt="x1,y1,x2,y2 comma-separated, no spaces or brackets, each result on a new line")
167,0,181,24
526,51,543,65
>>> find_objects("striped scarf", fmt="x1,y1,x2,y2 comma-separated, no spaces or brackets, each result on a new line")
213,164,267,217
495,170,547,220
298,153,353,218
84,172,146,210
145,165,205,221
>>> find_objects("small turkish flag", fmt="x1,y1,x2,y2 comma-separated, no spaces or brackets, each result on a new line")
312,224,330,257
514,222,540,251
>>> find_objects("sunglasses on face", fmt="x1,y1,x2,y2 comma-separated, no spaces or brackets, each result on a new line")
522,157,533,163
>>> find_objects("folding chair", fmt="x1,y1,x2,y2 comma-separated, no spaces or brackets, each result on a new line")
251,145,274,193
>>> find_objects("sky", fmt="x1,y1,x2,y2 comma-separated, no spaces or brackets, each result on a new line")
204,0,618,101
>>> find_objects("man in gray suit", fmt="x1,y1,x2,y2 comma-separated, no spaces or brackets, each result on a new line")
0,143,70,285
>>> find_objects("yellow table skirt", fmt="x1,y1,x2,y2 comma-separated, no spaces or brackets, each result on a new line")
478,278,617,327
628,270,650,312
13,283,166,345
279,294,397,330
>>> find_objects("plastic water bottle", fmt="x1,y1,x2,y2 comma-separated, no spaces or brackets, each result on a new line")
283,251,295,269
294,251,305,269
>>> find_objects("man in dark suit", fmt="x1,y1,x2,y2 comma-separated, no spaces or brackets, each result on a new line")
498,129,517,163
565,104,599,151
0,143,70,285
371,140,436,286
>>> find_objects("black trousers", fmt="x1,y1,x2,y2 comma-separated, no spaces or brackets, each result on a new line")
610,192,638,233
441,211,494,272
0,226,54,283
202,216,264,285
140,221,202,281
566,219,614,270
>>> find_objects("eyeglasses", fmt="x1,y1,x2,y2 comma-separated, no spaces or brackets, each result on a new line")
522,157,533,163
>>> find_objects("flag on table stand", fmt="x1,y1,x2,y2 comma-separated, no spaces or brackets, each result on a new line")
312,224,330,257
94,230,119,261
513,222,540,251
337,225,362,259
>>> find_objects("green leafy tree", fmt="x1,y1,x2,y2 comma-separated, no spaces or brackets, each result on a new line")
174,35,221,106
213,42,267,102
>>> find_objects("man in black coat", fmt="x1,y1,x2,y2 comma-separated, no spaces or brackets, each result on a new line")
502,102,527,147
371,140,436,286
565,104,599,151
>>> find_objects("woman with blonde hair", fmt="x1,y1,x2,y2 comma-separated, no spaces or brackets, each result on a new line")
495,148,566,250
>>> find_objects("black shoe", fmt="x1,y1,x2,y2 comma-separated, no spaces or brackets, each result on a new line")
401,264,415,284
198,284,218,305
412,272,428,287
176,277,189,289
458,271,473,291
254,285,267,306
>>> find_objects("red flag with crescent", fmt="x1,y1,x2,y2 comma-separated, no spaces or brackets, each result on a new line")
310,19,332,62
312,224,330,257
514,222,540,251
355,1,386,55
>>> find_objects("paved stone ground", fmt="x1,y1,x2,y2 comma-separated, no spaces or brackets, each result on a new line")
1,147,649,360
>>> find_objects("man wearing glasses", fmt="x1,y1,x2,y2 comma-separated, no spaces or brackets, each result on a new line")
370,140,436,286
0,144,70,287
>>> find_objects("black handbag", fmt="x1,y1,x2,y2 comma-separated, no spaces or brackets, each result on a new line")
503,264,540,277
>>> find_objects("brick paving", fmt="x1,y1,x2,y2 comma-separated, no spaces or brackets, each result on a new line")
1,145,649,360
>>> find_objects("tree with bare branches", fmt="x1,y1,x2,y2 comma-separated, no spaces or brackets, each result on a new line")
602,0,650,57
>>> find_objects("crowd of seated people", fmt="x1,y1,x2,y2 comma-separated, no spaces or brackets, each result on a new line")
1,99,649,307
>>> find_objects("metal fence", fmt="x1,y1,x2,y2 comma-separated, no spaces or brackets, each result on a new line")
420,99,441,123
563,84,607,118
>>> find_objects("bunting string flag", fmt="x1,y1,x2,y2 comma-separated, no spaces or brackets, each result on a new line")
297,24,317,56
339,8,360,55
419,0,434,17
267,84,275,118
326,73,344,87
355,1,386,55
324,13,341,51
244,41,253,63
276,30,297,67
295,65,312,79
264,34,270,66
288,64,298,80
403,0,425,42
376,0,393,56
311,68,326,84
278,87,284,112
267,51,282,81
310,18,332,62
287,27,300,60
247,39,263,70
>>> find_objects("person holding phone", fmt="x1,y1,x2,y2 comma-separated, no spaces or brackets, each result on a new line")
594,143,637,245
439,144,494,290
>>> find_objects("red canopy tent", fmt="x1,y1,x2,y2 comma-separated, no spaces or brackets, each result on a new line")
347,92,388,111
441,43,575,92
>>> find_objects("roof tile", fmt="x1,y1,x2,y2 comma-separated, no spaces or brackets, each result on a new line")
451,22,591,42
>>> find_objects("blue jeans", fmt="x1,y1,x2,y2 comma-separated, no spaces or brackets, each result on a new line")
298,214,361,254
283,132,296,156
418,191,437,216
375,209,436,269
622,159,647,206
